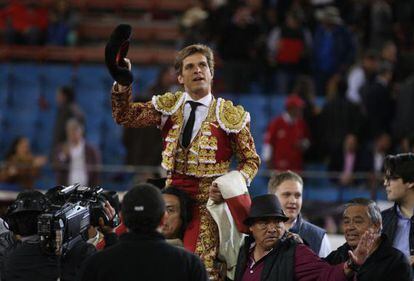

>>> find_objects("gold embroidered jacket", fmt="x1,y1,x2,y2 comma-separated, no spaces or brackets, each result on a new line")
112,85,260,184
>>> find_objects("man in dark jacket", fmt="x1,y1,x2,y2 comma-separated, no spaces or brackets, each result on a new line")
1,190,96,281
79,183,208,281
234,194,375,281
381,153,414,266
325,198,412,281
268,171,331,257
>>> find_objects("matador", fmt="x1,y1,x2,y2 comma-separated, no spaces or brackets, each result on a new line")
106,26,260,280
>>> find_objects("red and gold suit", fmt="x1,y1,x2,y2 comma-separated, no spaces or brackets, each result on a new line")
112,85,260,280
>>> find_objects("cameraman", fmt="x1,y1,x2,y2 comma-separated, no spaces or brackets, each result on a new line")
1,190,97,281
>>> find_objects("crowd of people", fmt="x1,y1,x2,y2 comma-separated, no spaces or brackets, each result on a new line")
0,16,413,279
0,0,78,46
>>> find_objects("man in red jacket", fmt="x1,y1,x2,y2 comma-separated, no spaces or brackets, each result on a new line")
262,94,310,171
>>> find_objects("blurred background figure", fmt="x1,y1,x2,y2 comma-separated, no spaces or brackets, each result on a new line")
263,94,310,171
52,86,84,150
0,136,47,189
52,118,100,186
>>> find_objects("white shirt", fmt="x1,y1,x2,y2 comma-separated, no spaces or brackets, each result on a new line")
160,92,213,144
346,66,365,104
68,140,88,186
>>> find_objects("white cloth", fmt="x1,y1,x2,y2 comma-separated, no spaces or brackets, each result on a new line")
207,171,248,280
68,140,88,186
160,92,213,144
318,234,332,258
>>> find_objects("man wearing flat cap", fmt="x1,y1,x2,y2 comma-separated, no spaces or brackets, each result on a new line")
234,194,376,281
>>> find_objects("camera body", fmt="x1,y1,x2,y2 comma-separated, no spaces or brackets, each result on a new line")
38,184,118,255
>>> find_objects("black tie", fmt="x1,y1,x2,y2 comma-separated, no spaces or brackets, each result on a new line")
182,101,201,148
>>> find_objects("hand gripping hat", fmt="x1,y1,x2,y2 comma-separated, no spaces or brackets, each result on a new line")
105,24,134,86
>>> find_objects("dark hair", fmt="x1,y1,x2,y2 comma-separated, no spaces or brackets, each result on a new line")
268,170,303,194
162,187,193,239
59,86,75,103
384,153,414,183
122,184,165,234
174,44,214,76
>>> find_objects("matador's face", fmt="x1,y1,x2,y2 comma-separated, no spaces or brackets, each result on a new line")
178,53,212,99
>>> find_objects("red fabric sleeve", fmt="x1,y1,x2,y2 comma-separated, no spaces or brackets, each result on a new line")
225,194,251,234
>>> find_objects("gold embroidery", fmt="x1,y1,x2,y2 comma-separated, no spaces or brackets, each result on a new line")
152,91,184,115
216,98,249,133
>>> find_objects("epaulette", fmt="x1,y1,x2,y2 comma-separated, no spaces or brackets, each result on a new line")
151,91,185,115
216,98,250,133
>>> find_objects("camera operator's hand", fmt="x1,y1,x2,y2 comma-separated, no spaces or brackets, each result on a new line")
98,201,116,234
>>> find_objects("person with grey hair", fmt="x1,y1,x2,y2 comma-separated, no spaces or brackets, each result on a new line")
325,198,412,281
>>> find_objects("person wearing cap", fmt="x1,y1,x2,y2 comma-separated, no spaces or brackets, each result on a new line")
268,170,331,257
109,41,260,279
325,198,412,281
1,190,97,281
262,94,310,171
234,194,376,281
382,153,414,266
79,183,208,281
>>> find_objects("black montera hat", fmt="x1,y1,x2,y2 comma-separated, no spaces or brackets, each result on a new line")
244,194,289,226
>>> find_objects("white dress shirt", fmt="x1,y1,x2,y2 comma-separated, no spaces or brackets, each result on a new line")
68,140,88,186
160,92,213,144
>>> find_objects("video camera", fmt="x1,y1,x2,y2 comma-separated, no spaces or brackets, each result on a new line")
38,184,119,255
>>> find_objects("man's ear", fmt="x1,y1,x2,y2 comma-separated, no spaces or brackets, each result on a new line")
178,74,184,85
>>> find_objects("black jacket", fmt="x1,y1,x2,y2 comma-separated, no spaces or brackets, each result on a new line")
290,214,326,255
1,236,95,281
325,234,412,281
234,234,297,281
78,231,208,281
382,203,414,256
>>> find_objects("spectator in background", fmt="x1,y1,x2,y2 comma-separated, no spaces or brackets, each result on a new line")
346,50,379,104
368,0,393,50
268,171,332,257
263,95,310,172
1,0,48,45
392,75,414,141
325,198,412,281
0,137,47,189
360,61,395,139
179,1,209,47
52,86,84,150
267,11,312,94
328,134,370,186
79,184,208,281
53,118,100,186
319,76,365,159
312,6,356,96
47,0,78,46
216,2,265,93
382,153,414,266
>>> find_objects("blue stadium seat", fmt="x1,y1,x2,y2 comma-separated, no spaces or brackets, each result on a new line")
269,95,287,119
8,64,41,110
